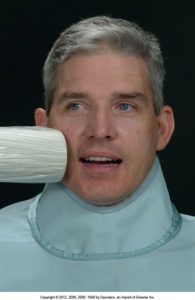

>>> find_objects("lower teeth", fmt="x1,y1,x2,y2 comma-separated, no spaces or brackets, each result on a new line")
80,158,121,165
86,161,118,165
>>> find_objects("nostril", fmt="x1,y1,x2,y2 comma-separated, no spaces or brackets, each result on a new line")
85,114,118,140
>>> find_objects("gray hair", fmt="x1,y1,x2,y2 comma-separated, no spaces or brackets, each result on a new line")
43,16,165,115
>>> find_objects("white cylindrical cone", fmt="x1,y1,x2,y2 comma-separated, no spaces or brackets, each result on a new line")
0,126,67,183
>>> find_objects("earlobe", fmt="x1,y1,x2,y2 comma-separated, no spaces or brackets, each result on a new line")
156,105,175,151
34,108,48,127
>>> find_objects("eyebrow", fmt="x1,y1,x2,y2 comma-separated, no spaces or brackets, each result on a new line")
111,91,146,101
57,92,89,104
57,91,146,104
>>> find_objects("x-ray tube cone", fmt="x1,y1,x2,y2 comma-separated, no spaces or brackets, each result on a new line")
0,126,67,183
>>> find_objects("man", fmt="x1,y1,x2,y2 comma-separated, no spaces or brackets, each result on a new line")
0,16,195,291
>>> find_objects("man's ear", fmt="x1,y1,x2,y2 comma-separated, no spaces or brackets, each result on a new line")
34,108,48,127
156,105,175,151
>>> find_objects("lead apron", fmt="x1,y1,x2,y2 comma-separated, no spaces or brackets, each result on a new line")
28,157,181,260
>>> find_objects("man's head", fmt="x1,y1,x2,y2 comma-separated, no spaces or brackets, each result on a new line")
35,16,174,205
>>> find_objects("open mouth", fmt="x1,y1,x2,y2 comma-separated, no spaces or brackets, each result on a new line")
80,157,122,166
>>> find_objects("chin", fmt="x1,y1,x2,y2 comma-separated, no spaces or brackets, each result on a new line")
78,189,129,206
64,177,134,206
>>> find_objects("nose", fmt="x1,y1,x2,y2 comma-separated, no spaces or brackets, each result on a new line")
85,108,118,140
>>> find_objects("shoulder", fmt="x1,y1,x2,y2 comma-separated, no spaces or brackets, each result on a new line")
0,196,39,240
181,213,195,230
177,213,195,245
0,198,34,219
181,213,195,223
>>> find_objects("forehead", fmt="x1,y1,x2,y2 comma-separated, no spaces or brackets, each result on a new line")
55,52,151,97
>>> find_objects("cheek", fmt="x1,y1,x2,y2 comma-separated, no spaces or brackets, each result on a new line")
57,126,78,156
131,124,158,152
135,129,140,137
55,123,84,160
48,116,77,139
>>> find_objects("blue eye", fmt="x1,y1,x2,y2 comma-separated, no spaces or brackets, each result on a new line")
119,103,132,111
69,103,81,111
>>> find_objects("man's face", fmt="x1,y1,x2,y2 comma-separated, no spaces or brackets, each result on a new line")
36,52,173,205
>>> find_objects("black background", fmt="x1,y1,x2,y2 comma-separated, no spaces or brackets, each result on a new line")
0,0,195,214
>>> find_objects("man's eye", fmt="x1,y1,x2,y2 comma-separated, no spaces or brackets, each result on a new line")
119,103,133,111
68,103,81,111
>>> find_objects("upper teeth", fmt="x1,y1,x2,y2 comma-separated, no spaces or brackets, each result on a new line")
86,157,113,162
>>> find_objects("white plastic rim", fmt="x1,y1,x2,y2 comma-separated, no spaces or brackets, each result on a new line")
0,126,67,183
